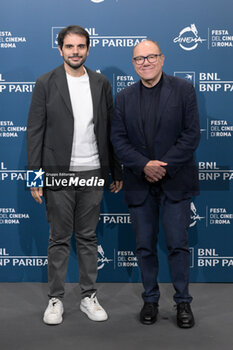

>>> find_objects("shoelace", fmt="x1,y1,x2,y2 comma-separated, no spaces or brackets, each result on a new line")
176,302,190,314
145,303,155,312
92,298,102,310
143,303,158,316
87,295,102,311
50,298,60,313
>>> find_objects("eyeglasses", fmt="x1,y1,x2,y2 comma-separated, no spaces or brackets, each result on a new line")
133,54,162,65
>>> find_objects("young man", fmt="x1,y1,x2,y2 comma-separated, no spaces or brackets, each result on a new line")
27,25,122,325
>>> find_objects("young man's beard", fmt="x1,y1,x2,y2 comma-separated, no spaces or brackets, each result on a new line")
64,56,86,70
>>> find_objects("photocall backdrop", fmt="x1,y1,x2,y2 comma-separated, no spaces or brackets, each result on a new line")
1,0,233,283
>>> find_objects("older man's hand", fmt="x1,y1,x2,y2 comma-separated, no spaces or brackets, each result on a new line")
144,160,167,182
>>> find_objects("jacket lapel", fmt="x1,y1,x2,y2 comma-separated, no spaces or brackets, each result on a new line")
155,73,172,129
130,81,145,139
86,67,102,126
54,65,73,116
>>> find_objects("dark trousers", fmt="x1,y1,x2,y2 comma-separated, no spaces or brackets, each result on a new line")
129,187,192,304
44,170,103,299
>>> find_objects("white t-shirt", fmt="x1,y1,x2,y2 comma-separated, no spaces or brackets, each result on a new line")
66,70,100,171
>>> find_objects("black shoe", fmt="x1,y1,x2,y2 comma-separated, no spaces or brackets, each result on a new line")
140,302,158,325
177,302,195,328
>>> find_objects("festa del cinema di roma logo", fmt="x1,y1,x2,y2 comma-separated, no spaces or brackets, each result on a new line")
173,24,206,51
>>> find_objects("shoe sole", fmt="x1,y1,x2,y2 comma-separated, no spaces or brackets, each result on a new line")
43,317,63,325
140,316,157,325
177,320,195,328
80,304,108,322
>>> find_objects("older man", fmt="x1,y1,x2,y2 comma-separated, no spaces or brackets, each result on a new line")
111,40,200,328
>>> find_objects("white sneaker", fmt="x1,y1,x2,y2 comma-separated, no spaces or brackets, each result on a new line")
43,298,64,325
80,293,108,321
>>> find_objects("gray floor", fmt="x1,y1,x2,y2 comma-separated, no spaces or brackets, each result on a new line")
0,283,232,350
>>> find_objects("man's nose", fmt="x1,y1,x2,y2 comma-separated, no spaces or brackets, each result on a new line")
73,46,79,54
143,57,151,65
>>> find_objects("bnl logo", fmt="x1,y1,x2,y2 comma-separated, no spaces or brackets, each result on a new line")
26,169,44,187
174,72,195,86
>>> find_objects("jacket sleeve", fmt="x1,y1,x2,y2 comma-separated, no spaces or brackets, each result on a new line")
111,92,150,176
27,79,46,170
104,79,123,181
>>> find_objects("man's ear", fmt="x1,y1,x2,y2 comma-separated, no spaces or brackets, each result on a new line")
58,46,63,57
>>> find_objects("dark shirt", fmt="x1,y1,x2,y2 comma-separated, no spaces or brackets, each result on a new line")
140,74,163,159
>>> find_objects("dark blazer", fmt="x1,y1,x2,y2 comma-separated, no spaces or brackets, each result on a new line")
111,73,200,205
27,64,122,186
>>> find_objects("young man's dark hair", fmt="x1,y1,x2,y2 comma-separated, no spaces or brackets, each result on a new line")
58,25,90,49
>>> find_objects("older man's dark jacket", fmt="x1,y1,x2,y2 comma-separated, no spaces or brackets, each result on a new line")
111,73,200,204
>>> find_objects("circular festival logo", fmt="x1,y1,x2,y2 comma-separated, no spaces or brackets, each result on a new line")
173,24,206,51
97,245,113,270
190,202,205,227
